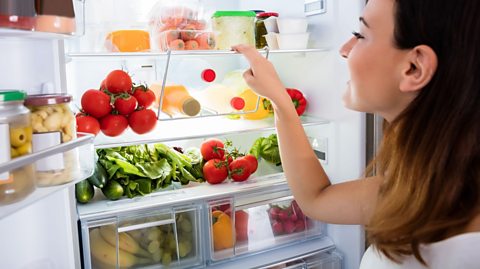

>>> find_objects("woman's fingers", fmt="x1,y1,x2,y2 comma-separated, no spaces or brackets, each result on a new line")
232,44,264,65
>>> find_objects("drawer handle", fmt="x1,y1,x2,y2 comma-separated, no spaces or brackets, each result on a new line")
118,219,175,233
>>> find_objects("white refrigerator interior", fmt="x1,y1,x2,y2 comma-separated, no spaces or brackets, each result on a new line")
0,0,365,268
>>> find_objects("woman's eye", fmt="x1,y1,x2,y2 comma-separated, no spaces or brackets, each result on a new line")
352,31,364,39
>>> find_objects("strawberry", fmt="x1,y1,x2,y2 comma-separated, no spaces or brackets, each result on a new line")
283,220,296,234
271,220,284,235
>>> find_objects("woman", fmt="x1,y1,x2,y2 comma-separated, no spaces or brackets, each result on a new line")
233,0,480,267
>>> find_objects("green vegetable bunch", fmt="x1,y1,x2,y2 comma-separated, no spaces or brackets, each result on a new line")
250,134,282,166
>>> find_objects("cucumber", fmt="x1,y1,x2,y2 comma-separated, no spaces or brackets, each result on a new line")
75,179,94,204
101,180,124,201
87,161,108,188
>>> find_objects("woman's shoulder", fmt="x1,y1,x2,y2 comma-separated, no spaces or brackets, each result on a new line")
360,233,480,269
424,232,480,268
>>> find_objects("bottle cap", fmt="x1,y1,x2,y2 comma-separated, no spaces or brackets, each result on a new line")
182,98,201,116
201,69,216,82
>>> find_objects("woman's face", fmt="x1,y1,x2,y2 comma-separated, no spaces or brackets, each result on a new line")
340,0,412,122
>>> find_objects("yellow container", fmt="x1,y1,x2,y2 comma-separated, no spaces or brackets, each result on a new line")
105,30,150,52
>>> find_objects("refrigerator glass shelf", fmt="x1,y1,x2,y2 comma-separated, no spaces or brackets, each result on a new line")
0,28,77,39
93,115,329,149
65,48,330,60
0,133,95,220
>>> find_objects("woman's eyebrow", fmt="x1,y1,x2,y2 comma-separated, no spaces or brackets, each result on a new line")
359,17,370,28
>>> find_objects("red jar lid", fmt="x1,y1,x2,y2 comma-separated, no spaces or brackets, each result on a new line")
257,12,279,18
24,93,72,106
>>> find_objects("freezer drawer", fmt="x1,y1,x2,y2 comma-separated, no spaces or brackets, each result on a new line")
81,205,202,269
207,195,324,263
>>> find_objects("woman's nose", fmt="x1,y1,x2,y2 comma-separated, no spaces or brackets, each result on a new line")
339,37,355,58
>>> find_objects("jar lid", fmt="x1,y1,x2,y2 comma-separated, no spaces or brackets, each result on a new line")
257,12,279,18
212,11,256,18
0,90,27,102
24,93,72,106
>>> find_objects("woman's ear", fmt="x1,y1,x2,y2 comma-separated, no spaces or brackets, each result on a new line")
399,45,438,93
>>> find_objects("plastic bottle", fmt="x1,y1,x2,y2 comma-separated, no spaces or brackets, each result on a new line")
159,84,201,117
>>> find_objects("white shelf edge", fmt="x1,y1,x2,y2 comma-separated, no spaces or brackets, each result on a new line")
65,48,330,59
0,28,78,40
93,115,329,149
0,133,94,174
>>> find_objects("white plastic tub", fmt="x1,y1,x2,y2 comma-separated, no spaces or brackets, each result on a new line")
277,17,308,34
276,32,309,50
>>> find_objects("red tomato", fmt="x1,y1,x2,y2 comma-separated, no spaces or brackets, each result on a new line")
132,85,156,108
240,154,258,174
128,109,157,134
99,114,128,137
100,79,106,90
76,115,100,135
228,158,251,182
81,89,112,118
104,70,132,94
235,210,249,242
203,159,228,184
200,138,225,161
114,94,137,115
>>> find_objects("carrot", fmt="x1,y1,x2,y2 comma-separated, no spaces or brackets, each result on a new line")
169,39,185,50
180,25,197,41
196,33,215,50
185,40,199,50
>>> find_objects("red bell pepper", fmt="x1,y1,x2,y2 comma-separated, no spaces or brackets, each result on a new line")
286,88,307,116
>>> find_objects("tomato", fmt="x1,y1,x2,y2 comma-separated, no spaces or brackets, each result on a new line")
104,70,132,94
203,159,228,184
228,158,251,182
81,89,112,118
235,210,249,242
240,154,258,174
99,114,128,137
114,94,137,115
128,109,157,134
132,85,156,108
100,79,107,90
76,115,100,135
200,138,225,161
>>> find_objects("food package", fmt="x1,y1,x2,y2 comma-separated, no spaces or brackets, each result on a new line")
148,0,214,51
104,30,150,52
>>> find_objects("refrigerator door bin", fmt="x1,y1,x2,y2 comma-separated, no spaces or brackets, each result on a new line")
81,205,203,269
0,132,94,220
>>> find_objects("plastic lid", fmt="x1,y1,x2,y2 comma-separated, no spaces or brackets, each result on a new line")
257,12,279,18
212,11,256,18
0,90,27,102
24,93,72,106
201,69,216,82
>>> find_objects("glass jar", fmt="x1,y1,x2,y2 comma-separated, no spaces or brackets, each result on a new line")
211,11,256,50
24,94,79,187
0,0,36,31
255,12,278,49
0,90,36,205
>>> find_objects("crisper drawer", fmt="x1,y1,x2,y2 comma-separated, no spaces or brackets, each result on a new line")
262,250,343,269
207,195,324,262
81,205,202,269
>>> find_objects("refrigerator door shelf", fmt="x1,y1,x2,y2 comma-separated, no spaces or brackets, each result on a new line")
81,205,203,269
0,133,94,220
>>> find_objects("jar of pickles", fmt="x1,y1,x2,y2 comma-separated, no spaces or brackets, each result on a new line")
24,94,78,186
0,90,36,205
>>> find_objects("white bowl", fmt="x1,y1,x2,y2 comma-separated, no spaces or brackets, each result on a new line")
264,33,279,50
277,17,308,34
276,32,310,50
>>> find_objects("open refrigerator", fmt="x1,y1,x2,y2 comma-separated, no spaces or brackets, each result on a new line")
0,0,367,268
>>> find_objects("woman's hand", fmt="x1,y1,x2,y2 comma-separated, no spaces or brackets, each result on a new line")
232,44,289,105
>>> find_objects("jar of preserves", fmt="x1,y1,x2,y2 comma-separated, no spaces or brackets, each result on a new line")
0,90,36,205
212,11,256,50
255,12,278,49
24,94,79,187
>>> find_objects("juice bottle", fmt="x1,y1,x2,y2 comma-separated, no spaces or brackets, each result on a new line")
160,85,201,117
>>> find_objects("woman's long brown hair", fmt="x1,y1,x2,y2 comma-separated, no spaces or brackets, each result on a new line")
365,0,480,264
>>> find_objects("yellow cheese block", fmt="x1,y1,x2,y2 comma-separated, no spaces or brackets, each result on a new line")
105,30,150,52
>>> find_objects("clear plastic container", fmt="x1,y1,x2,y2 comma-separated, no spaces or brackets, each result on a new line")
155,29,215,51
211,11,256,50
25,94,79,187
0,90,36,205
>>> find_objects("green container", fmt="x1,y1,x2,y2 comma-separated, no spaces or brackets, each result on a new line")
212,11,256,50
